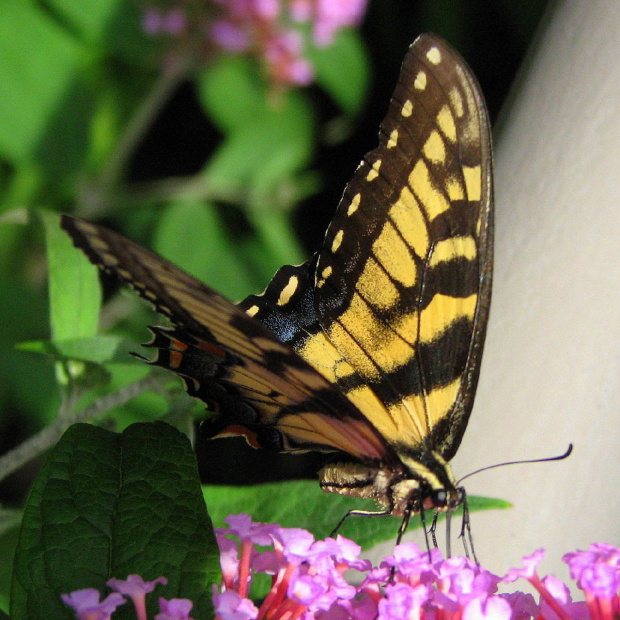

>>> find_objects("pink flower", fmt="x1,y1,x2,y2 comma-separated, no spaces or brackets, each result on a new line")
155,597,195,620
462,594,512,620
214,589,258,620
61,588,126,620
504,548,546,582
107,575,168,620
141,0,370,86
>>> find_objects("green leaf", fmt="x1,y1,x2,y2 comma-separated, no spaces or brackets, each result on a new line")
198,55,268,135
308,29,370,117
41,212,102,343
17,335,122,364
199,60,315,204
0,0,93,175
204,481,510,551
153,201,256,301
48,0,124,43
11,422,220,620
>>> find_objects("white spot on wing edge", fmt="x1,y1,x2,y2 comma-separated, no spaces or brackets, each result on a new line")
387,129,398,149
401,100,413,117
426,46,441,65
366,159,382,182
246,305,259,317
277,275,299,306
347,193,361,216
414,71,426,90
331,229,344,253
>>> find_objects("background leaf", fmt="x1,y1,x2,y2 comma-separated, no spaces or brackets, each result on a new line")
203,480,510,551
41,212,102,343
309,29,370,117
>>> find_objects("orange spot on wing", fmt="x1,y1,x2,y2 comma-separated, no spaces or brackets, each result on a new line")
169,350,184,369
214,425,261,449
197,340,227,359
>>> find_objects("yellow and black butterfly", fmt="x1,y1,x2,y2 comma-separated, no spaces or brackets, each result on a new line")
62,33,493,547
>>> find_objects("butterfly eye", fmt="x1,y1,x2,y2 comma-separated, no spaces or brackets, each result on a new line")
430,489,448,508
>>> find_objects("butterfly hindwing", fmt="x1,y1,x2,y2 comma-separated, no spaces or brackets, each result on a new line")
61,215,392,462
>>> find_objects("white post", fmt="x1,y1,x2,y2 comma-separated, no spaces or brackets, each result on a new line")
452,1,620,582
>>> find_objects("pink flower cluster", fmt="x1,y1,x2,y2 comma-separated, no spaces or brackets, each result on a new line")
60,515,619,620
214,515,620,620
142,0,368,85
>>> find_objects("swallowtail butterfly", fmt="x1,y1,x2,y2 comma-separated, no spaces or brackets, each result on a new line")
62,33,493,545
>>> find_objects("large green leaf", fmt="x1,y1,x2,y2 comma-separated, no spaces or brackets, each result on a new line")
11,422,220,620
203,480,510,551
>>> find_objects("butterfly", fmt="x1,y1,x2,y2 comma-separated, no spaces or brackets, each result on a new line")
62,33,493,547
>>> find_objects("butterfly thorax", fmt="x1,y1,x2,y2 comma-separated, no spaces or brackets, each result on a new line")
318,447,463,518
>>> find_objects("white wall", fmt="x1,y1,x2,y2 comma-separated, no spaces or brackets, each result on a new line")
450,0,620,583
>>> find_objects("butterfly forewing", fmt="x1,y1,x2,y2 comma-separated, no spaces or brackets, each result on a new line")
300,34,492,460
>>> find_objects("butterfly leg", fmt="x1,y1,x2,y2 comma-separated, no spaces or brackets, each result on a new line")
329,508,391,538
458,495,478,563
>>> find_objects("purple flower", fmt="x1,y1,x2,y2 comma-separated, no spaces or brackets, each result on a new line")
217,531,242,588
504,548,546,582
264,31,314,86
142,8,165,35
162,9,187,35
537,575,589,620
312,0,369,46
499,591,539,620
462,594,512,620
377,582,429,620
436,554,500,602
254,0,280,20
107,575,168,620
301,536,369,574
289,0,368,46
210,20,251,52
564,543,620,598
380,542,438,583
107,574,168,597
61,588,126,620
141,8,186,36
289,566,356,611
562,544,620,620
251,549,282,575
275,526,316,563
155,597,195,620
224,513,280,546
213,515,620,620
142,0,370,87
214,589,259,620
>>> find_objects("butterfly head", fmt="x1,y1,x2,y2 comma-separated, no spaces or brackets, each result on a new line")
389,449,462,514
390,474,464,519
423,486,465,512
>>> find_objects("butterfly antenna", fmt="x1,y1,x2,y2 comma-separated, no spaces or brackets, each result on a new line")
456,443,573,486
